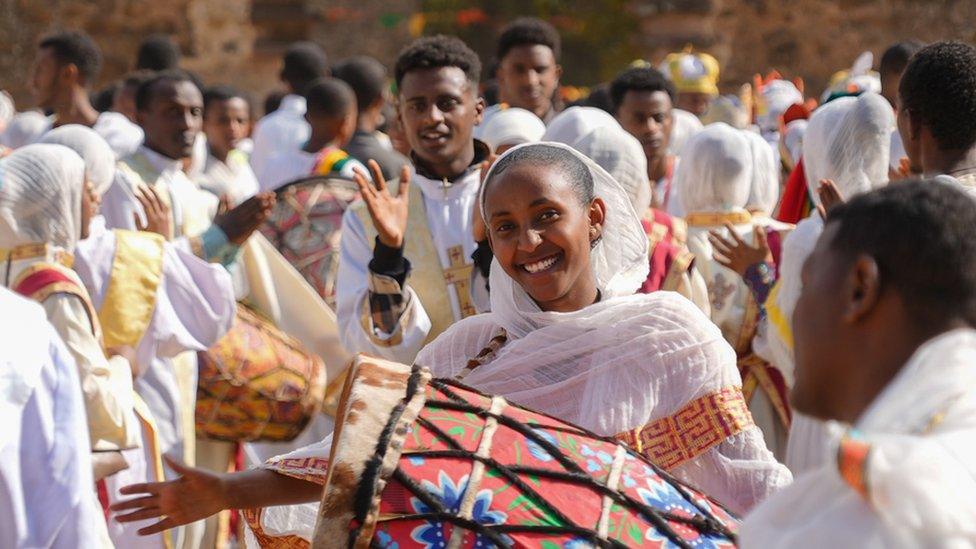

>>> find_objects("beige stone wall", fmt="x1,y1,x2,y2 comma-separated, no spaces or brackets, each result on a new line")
1,0,975,111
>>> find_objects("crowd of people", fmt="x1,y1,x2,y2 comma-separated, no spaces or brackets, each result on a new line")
1,15,975,549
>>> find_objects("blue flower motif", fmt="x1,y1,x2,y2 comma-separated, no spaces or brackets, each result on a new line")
525,428,558,462
407,455,426,466
375,529,400,549
565,537,591,548
636,477,733,548
586,459,601,472
596,450,613,464
409,471,508,549
580,444,596,457
621,473,637,488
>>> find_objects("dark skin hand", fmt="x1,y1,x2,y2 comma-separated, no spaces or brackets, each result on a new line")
134,184,173,238
111,455,322,536
352,160,412,249
213,192,276,245
816,178,844,218
708,223,772,277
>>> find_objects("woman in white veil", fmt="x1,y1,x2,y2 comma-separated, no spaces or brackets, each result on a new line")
418,142,790,514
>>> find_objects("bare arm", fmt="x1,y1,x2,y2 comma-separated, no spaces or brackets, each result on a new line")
111,456,323,536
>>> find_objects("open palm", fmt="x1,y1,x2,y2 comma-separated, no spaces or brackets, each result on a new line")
353,160,411,249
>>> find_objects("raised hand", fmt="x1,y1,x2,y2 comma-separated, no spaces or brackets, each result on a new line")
709,223,772,277
817,179,844,217
214,191,276,245
353,160,410,249
134,184,173,238
111,455,228,537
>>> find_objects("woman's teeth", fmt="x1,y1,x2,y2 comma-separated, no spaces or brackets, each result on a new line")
523,254,559,274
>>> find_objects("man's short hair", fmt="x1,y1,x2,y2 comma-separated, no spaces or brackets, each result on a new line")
609,67,675,112
899,41,976,151
203,85,250,116
135,69,200,112
282,42,329,95
332,56,388,114
394,35,481,89
304,77,356,119
136,34,181,71
121,69,156,93
496,17,561,62
826,180,976,326
92,81,121,112
39,31,102,86
880,40,924,76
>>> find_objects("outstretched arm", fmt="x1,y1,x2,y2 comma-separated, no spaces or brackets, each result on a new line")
111,456,323,536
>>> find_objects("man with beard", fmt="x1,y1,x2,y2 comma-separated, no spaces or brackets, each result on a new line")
477,18,562,135
336,35,488,363
611,66,678,212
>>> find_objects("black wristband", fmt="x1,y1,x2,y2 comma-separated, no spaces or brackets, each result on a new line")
369,236,410,286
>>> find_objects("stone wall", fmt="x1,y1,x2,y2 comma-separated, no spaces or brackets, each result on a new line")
2,0,975,111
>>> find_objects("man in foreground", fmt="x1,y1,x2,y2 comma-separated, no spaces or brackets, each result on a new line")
741,181,976,547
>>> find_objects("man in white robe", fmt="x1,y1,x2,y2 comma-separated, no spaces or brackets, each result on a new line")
741,181,976,547
249,42,328,178
197,86,260,206
30,30,143,158
336,35,487,364
0,288,103,549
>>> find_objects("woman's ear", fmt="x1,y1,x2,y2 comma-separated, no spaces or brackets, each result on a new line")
589,197,607,243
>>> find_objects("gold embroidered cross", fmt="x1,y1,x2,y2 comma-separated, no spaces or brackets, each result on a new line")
443,245,477,318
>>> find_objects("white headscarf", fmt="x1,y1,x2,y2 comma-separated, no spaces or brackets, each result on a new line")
39,125,117,197
782,119,808,167
0,91,14,131
675,123,753,213
0,111,50,150
802,93,894,206
479,142,650,339
758,80,803,133
478,107,546,153
541,106,618,145
744,130,780,214
0,144,86,252
571,125,652,214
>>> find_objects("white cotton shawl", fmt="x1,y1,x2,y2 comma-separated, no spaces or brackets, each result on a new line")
744,130,781,214
39,125,117,196
761,93,894,383
478,107,546,152
571,125,653,215
670,108,704,156
542,106,619,145
417,142,791,514
0,144,85,253
0,111,50,150
675,123,753,213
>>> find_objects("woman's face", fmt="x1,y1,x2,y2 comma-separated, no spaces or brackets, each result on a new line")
483,162,605,312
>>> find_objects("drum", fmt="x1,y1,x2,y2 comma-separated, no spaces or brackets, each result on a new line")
195,304,327,442
260,175,359,308
314,356,739,548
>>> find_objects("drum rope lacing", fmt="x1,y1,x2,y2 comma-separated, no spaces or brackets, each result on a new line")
353,372,738,549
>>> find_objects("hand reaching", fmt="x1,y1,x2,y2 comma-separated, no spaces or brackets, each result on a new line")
353,160,410,248
214,192,276,245
709,223,772,277
134,184,173,238
111,455,228,536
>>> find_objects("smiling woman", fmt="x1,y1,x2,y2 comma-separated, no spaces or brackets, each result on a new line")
416,142,792,515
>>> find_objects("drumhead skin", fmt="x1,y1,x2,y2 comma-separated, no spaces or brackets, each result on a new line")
316,356,740,548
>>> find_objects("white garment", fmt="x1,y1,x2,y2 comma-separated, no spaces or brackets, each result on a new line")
890,127,907,171
782,119,808,168
257,146,364,193
39,124,117,195
757,93,894,382
0,111,49,149
336,165,481,364
541,106,618,145
91,111,144,159
249,94,310,178
0,288,103,549
198,149,260,206
744,129,781,214
669,108,704,156
570,125,653,215
675,123,753,214
741,328,976,548
420,142,791,514
477,106,546,153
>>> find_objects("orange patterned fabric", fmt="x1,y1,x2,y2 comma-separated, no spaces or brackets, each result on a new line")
837,432,871,500
615,386,755,470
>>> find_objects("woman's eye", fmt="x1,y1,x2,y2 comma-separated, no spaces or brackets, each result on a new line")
494,223,514,233
539,210,558,221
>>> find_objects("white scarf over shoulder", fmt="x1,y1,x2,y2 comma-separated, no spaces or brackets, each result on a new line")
417,142,790,514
